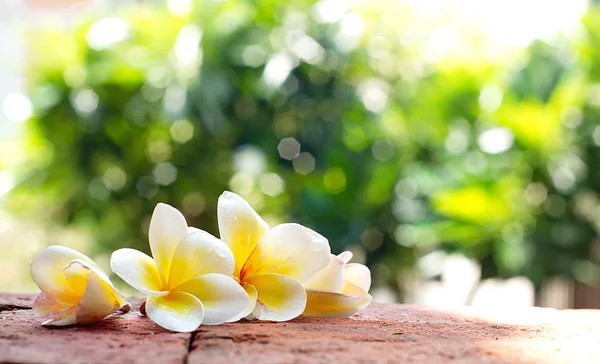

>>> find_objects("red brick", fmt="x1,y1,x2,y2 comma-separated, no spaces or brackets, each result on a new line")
1,294,600,363
0,294,189,364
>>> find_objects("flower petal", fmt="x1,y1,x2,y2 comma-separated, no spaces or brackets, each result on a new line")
303,288,372,318
245,273,306,322
168,229,235,288
338,251,353,264
63,260,89,294
173,273,249,325
218,191,269,277
303,254,346,293
149,203,189,284
345,263,371,292
32,291,69,317
241,223,330,282
227,282,258,322
40,306,77,326
30,245,101,305
110,248,166,297
341,279,370,296
63,260,127,324
146,291,204,332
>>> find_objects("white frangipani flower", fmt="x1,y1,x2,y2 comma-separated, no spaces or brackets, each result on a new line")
110,203,249,332
217,191,331,322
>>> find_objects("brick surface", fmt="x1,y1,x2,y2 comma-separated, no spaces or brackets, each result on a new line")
0,295,189,364
1,294,600,363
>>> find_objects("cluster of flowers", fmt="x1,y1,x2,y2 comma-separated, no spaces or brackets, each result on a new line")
30,191,372,332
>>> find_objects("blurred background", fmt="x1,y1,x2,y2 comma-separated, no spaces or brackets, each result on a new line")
2,0,600,309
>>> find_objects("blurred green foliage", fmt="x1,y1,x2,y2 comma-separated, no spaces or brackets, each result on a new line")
10,0,600,296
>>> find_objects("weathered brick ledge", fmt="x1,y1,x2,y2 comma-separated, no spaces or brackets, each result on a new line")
1,294,599,363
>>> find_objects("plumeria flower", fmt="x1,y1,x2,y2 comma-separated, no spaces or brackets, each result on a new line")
217,191,331,322
110,203,249,332
31,245,130,326
302,251,372,318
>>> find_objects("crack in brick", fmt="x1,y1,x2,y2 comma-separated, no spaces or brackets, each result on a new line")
203,334,271,343
0,305,30,313
183,331,197,364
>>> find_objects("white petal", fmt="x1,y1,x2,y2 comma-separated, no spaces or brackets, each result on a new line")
110,248,166,297
146,291,204,332
338,251,353,264
149,203,189,284
174,273,249,325
242,223,331,282
303,254,345,293
217,191,270,277
167,229,235,288
63,260,127,324
246,273,306,322
345,263,371,292
30,245,101,304
227,282,257,322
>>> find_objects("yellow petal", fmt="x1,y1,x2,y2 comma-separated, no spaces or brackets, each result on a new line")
173,273,249,325
167,229,235,288
63,259,88,294
146,291,204,332
30,246,101,305
344,263,371,292
341,280,369,296
217,191,269,277
63,260,128,324
227,282,258,322
303,288,372,318
245,273,306,322
241,223,330,282
303,254,346,293
110,248,166,297
149,203,189,284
